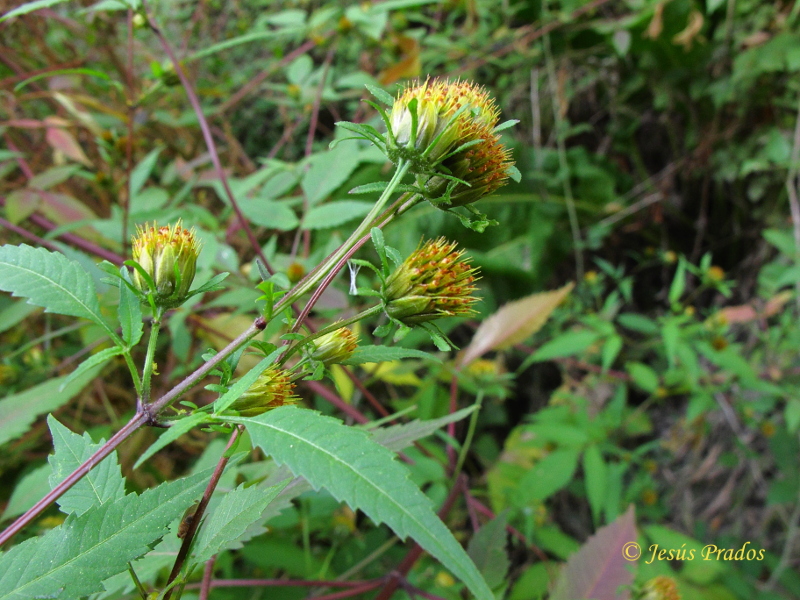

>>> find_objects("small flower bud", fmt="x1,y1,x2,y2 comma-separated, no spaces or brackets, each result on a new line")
310,327,358,366
225,366,298,417
383,238,479,325
131,221,201,307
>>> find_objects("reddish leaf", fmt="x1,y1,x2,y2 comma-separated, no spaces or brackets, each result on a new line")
549,505,637,600
45,125,92,167
457,282,574,367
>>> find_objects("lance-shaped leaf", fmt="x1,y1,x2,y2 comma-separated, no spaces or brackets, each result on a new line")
0,244,114,337
0,364,103,447
47,416,126,516
191,480,289,565
225,407,493,600
458,282,574,367
0,467,214,600
549,505,637,600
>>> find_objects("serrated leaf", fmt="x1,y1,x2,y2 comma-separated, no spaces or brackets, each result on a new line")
369,405,478,451
467,511,510,590
0,365,103,447
302,200,374,230
118,278,143,347
191,480,288,565
134,412,214,469
47,416,125,516
459,283,574,367
0,245,114,337
342,344,440,365
549,505,636,600
225,407,493,600
0,467,214,600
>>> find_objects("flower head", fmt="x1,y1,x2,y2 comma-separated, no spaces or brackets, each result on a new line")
225,366,298,417
388,78,500,167
426,130,514,207
131,221,201,307
383,238,479,325
310,327,359,366
641,576,681,600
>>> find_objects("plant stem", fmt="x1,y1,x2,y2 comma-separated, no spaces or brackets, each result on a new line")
276,160,410,311
140,307,164,404
163,426,242,600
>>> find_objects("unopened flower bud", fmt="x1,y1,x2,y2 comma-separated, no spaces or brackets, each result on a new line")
131,221,201,307
383,238,479,325
310,327,358,366
226,366,297,417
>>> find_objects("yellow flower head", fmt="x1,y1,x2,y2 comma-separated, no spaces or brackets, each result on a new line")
310,327,359,366
226,366,298,417
383,238,479,325
131,221,201,306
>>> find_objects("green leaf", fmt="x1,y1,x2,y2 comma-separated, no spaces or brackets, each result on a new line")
601,335,623,372
0,245,114,337
467,512,510,589
129,147,162,200
342,344,440,365
526,329,601,364
625,361,659,394
134,412,214,469
0,364,103,447
0,0,70,22
0,300,38,334
368,405,478,451
225,407,493,600
302,200,374,230
515,448,580,505
365,83,396,106
301,145,362,205
118,276,143,347
47,416,125,516
583,445,607,525
1,465,50,522
191,480,288,565
59,345,124,392
0,468,213,600
617,313,658,334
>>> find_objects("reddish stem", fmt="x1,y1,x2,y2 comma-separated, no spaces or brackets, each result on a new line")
140,0,275,275
163,426,242,600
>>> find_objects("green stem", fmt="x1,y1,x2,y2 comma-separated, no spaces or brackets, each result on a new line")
279,305,383,366
451,392,483,485
276,160,411,311
141,306,164,404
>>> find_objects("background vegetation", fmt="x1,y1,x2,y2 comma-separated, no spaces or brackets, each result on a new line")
1,0,799,599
